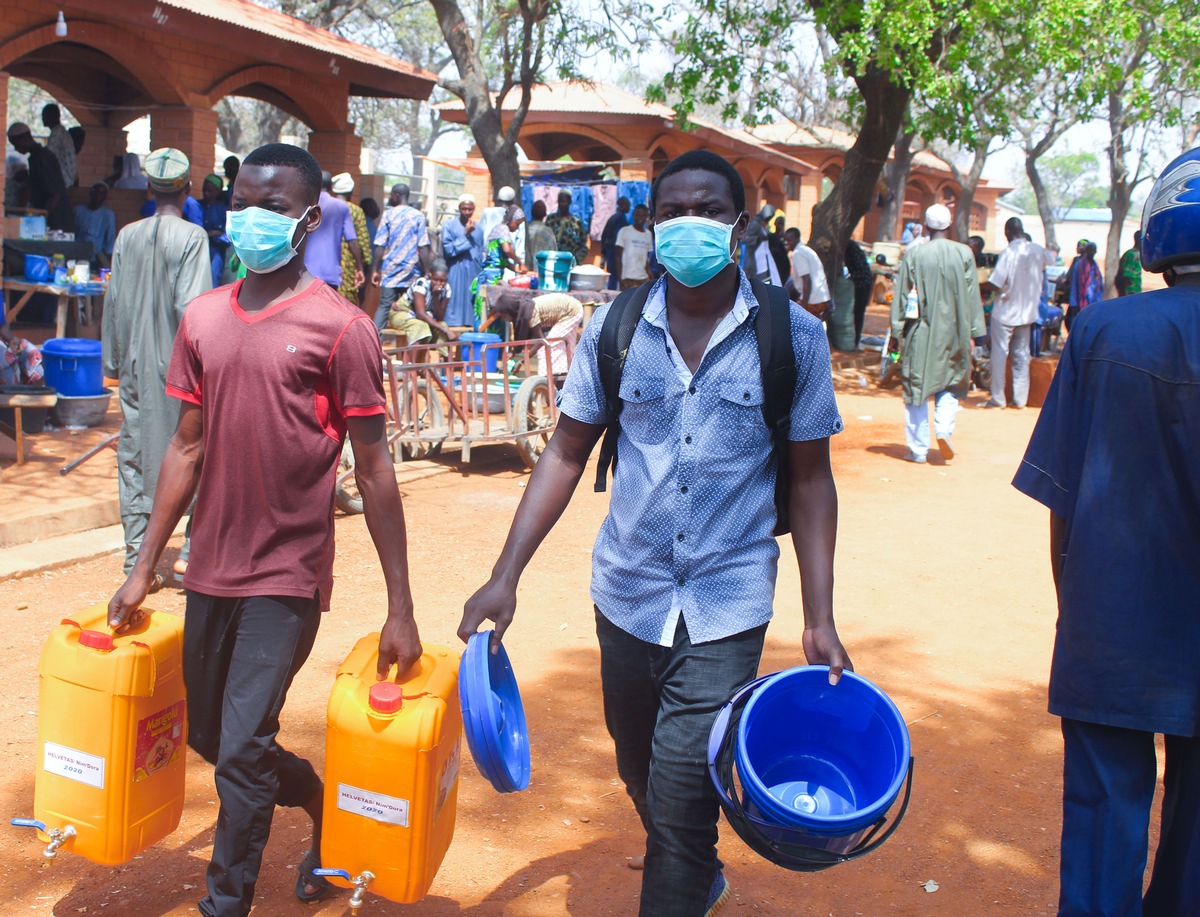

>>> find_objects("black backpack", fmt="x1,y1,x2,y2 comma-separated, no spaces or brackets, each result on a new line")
593,275,797,536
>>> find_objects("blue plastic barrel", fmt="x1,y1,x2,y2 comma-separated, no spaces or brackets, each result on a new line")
735,666,910,854
41,338,104,397
459,332,502,373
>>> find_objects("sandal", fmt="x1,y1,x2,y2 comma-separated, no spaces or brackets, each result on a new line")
295,849,336,904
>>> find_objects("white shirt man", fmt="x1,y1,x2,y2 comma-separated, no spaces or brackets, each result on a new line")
983,218,1057,409
615,218,652,288
785,229,832,318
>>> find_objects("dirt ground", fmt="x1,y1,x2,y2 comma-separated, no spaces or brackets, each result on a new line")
0,354,1161,916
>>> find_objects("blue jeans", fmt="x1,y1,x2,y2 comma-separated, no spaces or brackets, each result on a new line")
1059,718,1200,917
596,608,765,917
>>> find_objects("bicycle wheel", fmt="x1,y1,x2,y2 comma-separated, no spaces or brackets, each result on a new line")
513,376,555,469
397,379,446,460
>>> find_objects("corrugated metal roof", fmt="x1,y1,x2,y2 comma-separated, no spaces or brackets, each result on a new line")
155,0,434,83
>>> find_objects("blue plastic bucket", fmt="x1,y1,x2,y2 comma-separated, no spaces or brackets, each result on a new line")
40,338,104,397
535,251,575,292
735,667,910,854
460,332,502,373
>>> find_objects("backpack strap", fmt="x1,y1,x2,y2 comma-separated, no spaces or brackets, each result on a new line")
748,274,797,536
594,281,653,493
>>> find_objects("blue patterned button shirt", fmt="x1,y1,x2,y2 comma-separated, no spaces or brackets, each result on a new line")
558,270,843,646
373,204,430,288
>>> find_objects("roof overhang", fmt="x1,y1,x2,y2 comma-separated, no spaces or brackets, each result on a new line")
67,0,436,100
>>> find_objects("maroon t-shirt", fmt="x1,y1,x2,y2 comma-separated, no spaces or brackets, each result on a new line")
166,278,386,609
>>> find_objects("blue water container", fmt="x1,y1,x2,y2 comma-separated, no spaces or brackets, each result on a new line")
459,332,502,373
41,338,104,397
735,667,910,855
535,251,575,292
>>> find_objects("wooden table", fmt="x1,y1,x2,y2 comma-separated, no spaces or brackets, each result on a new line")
1,278,76,337
0,389,57,465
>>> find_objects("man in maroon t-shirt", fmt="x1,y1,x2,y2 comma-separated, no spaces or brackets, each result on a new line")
108,144,421,917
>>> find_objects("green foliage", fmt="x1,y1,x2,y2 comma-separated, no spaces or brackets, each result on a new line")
1006,151,1109,213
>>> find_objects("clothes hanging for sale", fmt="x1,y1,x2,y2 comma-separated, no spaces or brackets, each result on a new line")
590,183,618,241
617,180,651,212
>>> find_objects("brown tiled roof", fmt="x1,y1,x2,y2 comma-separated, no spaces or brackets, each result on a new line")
153,0,436,95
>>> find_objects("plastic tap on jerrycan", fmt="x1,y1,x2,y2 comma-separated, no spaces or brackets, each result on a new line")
24,603,186,865
321,635,462,905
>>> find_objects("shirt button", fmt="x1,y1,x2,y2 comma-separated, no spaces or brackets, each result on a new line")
680,485,688,494
677,577,685,586
688,385,696,394
743,391,750,400
684,435,692,444
677,533,685,541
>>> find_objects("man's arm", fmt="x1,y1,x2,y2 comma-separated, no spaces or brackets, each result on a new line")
108,402,203,628
371,245,384,285
418,244,432,276
612,244,624,285
1049,511,1066,594
346,413,423,679
459,415,604,651
348,240,365,289
786,437,852,683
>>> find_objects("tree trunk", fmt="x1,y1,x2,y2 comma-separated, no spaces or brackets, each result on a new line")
810,68,912,283
876,128,915,242
950,135,994,243
427,0,523,193
1104,89,1132,298
1025,152,1058,249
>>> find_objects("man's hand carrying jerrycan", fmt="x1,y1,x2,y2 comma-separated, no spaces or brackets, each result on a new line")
11,602,187,866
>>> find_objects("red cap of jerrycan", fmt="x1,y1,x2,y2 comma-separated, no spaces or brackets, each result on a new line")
78,629,115,651
369,682,404,714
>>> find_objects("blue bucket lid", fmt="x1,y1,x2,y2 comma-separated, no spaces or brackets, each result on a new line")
41,337,102,357
459,332,502,344
459,631,530,793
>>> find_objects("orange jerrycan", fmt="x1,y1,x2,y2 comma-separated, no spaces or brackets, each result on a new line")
319,635,462,910
12,603,187,866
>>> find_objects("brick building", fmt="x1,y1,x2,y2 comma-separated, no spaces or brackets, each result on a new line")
1,0,434,225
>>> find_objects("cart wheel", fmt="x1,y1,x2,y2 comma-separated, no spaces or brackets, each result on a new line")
398,379,446,460
335,438,363,515
513,375,555,469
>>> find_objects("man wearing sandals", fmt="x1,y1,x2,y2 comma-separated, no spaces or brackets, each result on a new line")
108,144,421,917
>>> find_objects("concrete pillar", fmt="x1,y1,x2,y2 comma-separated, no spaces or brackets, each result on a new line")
307,130,362,184
74,125,129,188
150,107,219,179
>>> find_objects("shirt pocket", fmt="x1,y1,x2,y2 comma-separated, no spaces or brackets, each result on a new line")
618,376,671,445
719,378,766,436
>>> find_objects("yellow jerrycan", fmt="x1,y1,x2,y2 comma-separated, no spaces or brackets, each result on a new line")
318,634,462,910
12,603,186,866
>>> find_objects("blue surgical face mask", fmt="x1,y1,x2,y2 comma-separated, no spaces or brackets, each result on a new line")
653,216,736,287
226,206,312,274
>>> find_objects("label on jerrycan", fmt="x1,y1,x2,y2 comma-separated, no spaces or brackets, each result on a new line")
337,783,410,827
44,741,106,789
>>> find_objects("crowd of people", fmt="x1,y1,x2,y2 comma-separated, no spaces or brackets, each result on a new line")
5,99,1193,917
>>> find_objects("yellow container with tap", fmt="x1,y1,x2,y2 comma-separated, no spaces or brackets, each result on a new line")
320,635,462,906
23,603,186,865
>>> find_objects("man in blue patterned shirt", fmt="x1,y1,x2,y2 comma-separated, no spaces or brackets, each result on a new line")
370,183,431,331
460,151,852,917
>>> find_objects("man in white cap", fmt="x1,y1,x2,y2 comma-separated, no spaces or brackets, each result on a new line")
330,171,372,304
479,184,516,243
890,203,985,463
103,147,212,583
